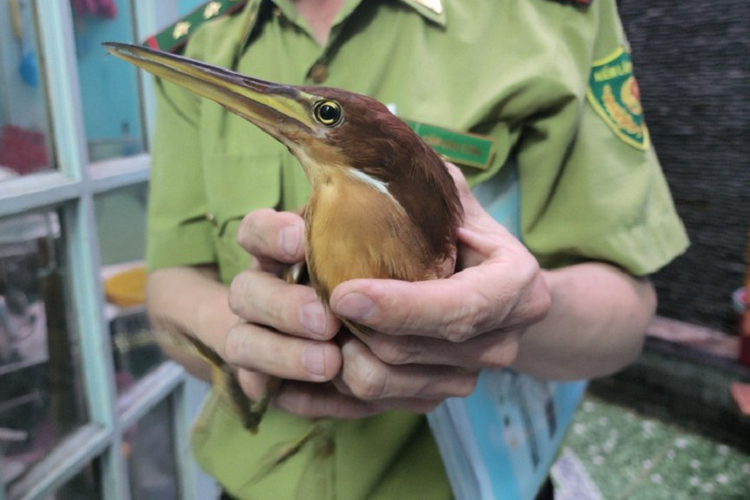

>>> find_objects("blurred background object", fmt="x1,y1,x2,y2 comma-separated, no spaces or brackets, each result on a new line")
618,0,750,334
70,0,118,20
0,2,214,499
0,0,52,180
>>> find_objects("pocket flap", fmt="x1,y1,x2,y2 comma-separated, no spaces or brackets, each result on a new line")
206,153,282,228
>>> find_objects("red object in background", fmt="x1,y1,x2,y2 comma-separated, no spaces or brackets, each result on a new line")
70,0,118,19
741,309,750,366
0,125,50,176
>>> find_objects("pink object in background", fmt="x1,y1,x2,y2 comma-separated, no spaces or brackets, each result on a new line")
731,383,750,416
737,287,750,367
743,223,750,367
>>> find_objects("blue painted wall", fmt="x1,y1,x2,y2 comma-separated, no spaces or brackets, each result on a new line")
73,0,206,160
73,0,142,159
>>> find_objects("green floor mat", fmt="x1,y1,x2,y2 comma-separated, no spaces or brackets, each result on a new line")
552,396,750,500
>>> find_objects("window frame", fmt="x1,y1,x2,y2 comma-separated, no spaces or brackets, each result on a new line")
0,2,199,498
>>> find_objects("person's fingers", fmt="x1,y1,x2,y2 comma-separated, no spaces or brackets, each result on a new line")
336,335,479,401
444,162,494,227
329,260,548,342
235,368,271,402
238,373,441,419
229,270,340,340
356,328,523,370
328,213,549,342
222,322,342,383
235,370,385,420
237,209,305,272
271,381,384,420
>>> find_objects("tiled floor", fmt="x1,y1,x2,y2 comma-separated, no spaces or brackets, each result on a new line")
552,395,750,500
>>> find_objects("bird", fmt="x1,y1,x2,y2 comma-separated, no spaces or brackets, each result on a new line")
103,42,463,438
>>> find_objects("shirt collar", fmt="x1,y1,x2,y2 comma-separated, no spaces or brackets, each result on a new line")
236,0,446,49
398,0,446,27
269,0,446,25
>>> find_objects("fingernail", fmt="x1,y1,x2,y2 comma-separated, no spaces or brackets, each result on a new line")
280,224,301,257
303,344,327,377
336,292,374,321
300,301,327,337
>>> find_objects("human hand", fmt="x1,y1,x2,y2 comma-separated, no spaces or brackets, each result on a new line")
327,163,551,410
227,165,549,417
226,209,390,420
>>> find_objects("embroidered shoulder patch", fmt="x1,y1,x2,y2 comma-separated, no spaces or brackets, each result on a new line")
587,47,649,150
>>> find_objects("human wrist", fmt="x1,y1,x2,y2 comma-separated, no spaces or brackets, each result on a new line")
194,282,236,354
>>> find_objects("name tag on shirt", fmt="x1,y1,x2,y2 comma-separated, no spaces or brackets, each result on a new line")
387,104,496,170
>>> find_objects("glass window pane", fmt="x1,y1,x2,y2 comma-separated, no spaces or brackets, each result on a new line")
109,302,164,395
124,399,179,500
45,461,101,500
73,0,145,163
97,184,164,393
96,184,147,268
0,0,54,181
0,210,89,491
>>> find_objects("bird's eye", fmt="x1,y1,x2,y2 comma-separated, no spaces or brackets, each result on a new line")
314,101,342,126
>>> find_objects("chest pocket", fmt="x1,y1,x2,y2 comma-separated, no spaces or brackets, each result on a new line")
205,152,282,283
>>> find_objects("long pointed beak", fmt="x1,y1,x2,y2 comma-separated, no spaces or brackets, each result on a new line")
103,42,319,141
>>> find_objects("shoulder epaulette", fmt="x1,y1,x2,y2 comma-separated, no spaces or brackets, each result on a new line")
144,0,247,54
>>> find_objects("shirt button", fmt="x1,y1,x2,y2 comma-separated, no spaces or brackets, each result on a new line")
205,213,218,226
273,7,282,17
309,63,328,84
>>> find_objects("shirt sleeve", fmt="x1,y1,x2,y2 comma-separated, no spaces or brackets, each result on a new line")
516,0,688,276
145,61,217,272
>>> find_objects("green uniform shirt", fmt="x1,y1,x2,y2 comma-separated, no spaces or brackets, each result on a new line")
147,0,688,498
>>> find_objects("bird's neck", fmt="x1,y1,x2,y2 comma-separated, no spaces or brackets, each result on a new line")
304,169,436,303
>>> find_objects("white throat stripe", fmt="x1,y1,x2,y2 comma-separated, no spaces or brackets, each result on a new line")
348,169,391,197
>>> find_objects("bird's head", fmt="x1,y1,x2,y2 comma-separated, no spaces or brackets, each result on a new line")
104,43,462,265
105,43,405,181
106,43,455,185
